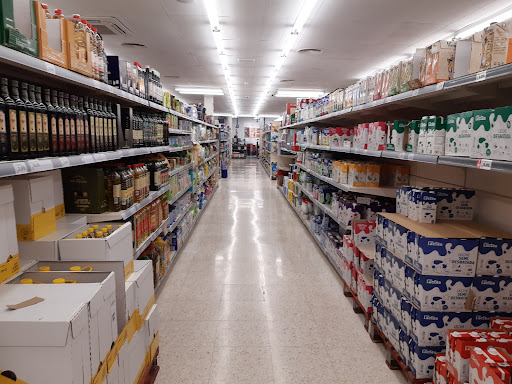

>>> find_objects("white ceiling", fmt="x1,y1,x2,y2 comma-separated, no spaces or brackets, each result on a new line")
50,0,512,116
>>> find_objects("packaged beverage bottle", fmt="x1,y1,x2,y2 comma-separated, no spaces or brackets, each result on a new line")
104,167,113,211
52,9,64,19
106,225,112,235
132,62,139,97
35,86,49,156
101,227,108,237
51,90,65,154
62,92,74,154
75,235,82,239
71,95,82,153
126,165,134,207
94,99,103,151
102,101,112,151
72,15,87,63
120,166,129,210
45,89,58,155
153,236,166,276
133,163,141,203
89,26,99,80
0,78,11,159
22,84,38,156
66,94,78,154
57,92,70,154
10,80,29,158
78,97,89,153
147,244,160,286
84,97,96,153
81,231,87,238
107,102,117,150
95,231,103,238
41,3,51,18
87,228,95,238
110,169,121,212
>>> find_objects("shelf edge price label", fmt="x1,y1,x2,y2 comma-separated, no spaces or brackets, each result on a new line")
59,157,71,168
476,159,492,170
476,70,487,82
28,159,53,172
435,81,444,91
13,162,28,175
81,154,94,164
45,62,56,75
93,154,107,162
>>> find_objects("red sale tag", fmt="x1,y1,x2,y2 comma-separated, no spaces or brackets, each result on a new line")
476,159,492,170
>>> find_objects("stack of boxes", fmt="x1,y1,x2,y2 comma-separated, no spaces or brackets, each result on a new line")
373,211,512,380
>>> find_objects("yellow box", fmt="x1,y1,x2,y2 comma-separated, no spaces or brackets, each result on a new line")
348,163,366,187
366,164,381,187
339,161,349,184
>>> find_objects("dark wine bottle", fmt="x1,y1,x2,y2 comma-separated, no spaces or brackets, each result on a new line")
11,80,29,158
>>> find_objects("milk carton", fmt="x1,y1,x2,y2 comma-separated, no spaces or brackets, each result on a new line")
409,341,445,379
489,106,512,161
405,266,416,300
418,189,437,224
413,275,473,311
417,116,429,154
472,276,512,312
407,120,420,153
376,214,388,245
384,278,402,320
329,127,353,147
471,109,494,159
399,328,410,365
352,220,376,247
401,297,413,334
387,120,409,152
391,252,406,293
369,121,388,151
472,312,512,329
477,237,512,277
411,309,472,346
427,116,446,155
446,112,473,157
435,188,476,220
375,242,385,272
393,223,409,260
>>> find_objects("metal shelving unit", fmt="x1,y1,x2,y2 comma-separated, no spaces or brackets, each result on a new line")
0,145,193,180
0,45,218,129
168,129,193,135
196,153,219,168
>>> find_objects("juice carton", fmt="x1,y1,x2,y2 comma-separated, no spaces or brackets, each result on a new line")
348,163,366,187
427,116,446,155
366,164,381,187
382,165,410,186
446,112,473,157
417,116,430,154
387,120,409,152
373,71,383,101
388,64,401,96
407,120,421,153
471,109,494,159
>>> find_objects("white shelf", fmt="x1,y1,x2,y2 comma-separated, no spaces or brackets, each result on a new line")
295,163,396,198
0,145,192,180
169,163,193,177
0,45,218,128
169,129,193,135
168,184,192,206
84,184,170,222
195,139,219,144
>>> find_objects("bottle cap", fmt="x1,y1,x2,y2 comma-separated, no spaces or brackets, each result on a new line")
88,24,92,29
96,231,103,238
75,235,82,239
92,27,97,32
41,3,48,9
88,228,94,233
54,9,62,14
93,225,99,230
38,266,51,271
53,278,65,284
106,225,112,230
72,14,80,19
20,278,33,284
101,228,107,233
82,231,87,237
81,19,87,24
69,266,82,271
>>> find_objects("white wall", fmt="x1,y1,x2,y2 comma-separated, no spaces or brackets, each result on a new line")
233,117,260,145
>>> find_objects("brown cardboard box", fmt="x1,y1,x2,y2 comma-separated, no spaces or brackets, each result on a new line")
423,40,456,85
481,21,512,70
34,1,68,68
64,19,92,77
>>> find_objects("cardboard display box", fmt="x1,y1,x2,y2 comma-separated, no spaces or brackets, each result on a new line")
0,175,56,241
34,0,68,68
8,271,118,376
39,169,65,219
125,260,154,319
0,0,38,56
62,167,107,214
63,18,92,77
0,184,19,276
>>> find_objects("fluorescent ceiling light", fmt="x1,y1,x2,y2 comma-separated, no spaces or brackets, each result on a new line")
275,89,325,98
455,6,512,39
292,0,320,34
176,87,224,95
282,33,299,57
203,0,219,31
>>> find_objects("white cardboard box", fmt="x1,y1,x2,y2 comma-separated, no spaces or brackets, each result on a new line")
124,280,137,322
126,260,154,316
0,284,97,384
8,271,118,376
119,326,147,384
144,304,159,351
0,184,18,266
39,169,65,219
18,220,88,262
0,175,57,241
59,222,133,268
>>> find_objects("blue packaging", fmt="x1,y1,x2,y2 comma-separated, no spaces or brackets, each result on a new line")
404,265,416,302
435,188,476,220
399,327,410,366
384,278,401,320
411,308,472,346
376,214,388,245
400,297,412,334
471,312,512,329
413,275,473,312
390,251,406,293
408,340,445,379
472,276,512,312
476,237,512,277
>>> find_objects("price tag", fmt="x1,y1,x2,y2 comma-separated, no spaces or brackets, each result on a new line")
13,162,28,175
28,159,53,172
45,62,56,75
343,141,351,148
59,157,71,167
435,82,444,91
476,159,492,170
357,196,372,205
81,154,94,164
412,89,419,97
476,70,487,82
94,154,107,162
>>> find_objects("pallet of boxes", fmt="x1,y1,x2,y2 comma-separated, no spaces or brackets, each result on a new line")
0,170,160,384
372,185,512,381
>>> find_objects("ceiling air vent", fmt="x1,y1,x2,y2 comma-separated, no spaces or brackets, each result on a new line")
298,48,323,55
86,16,133,37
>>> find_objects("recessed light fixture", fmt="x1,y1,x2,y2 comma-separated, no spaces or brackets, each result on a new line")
164,75,180,79
298,48,323,55
175,87,224,95
274,89,325,98
280,79,295,83
121,42,147,48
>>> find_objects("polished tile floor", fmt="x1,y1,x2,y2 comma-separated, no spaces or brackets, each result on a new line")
156,158,407,384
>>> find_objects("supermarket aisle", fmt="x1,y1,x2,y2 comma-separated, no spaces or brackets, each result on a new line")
156,158,406,384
